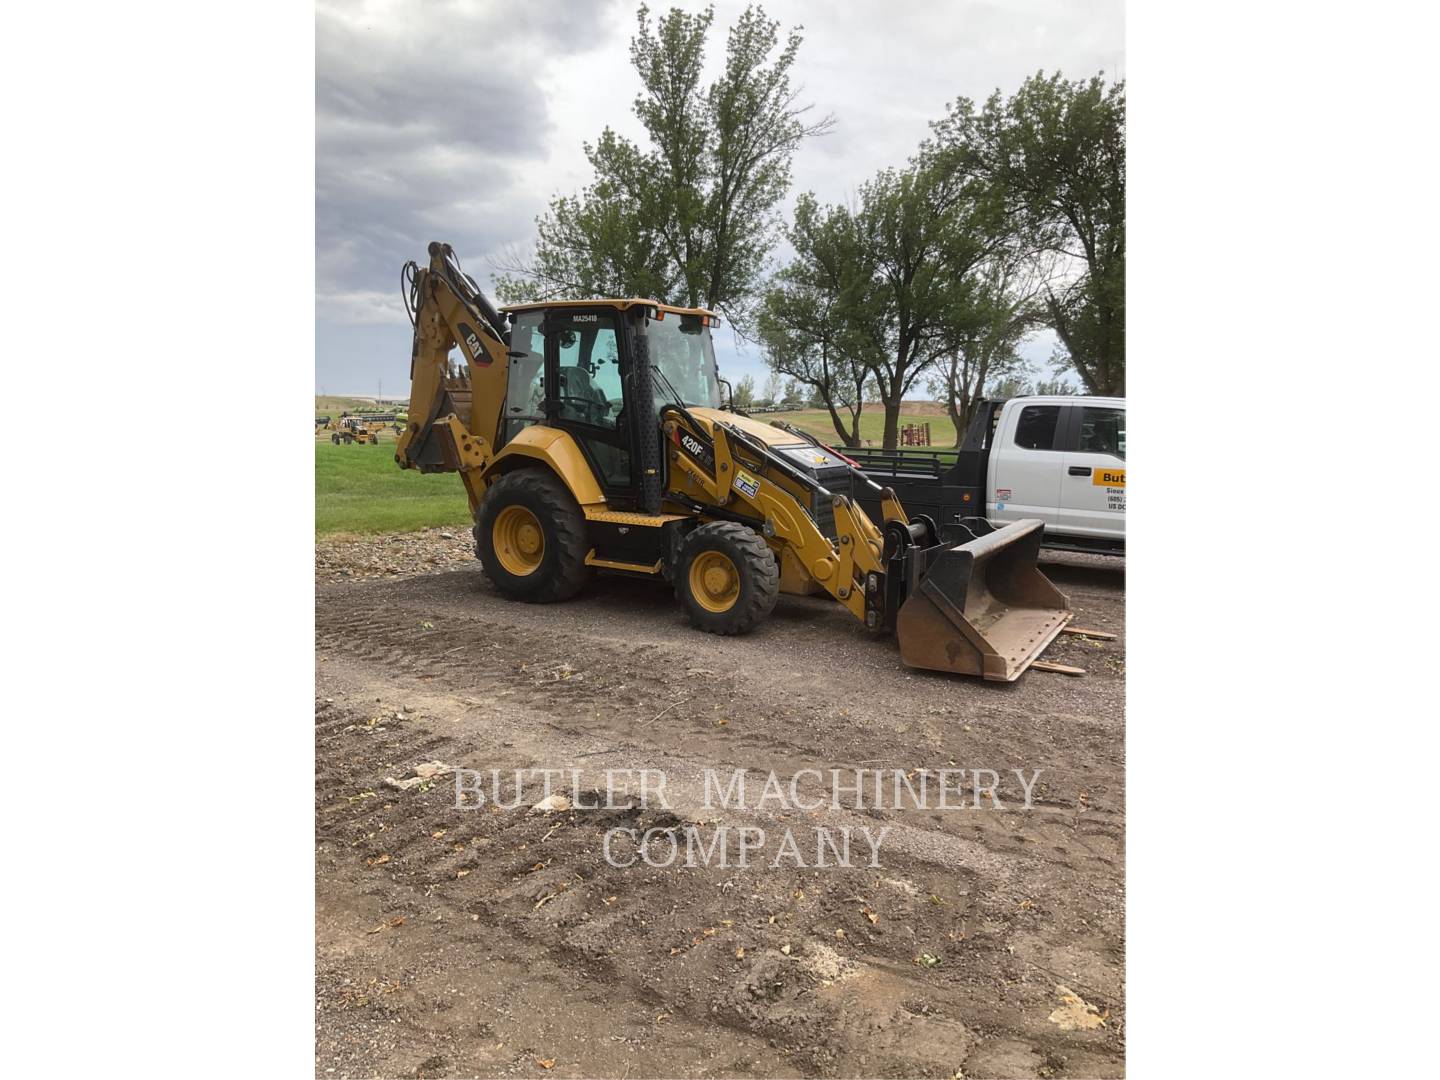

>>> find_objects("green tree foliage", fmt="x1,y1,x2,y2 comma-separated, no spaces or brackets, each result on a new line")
763,154,1007,448
497,3,832,330
936,73,1125,394
757,194,877,446
926,256,1042,445
986,372,1079,398
732,373,755,409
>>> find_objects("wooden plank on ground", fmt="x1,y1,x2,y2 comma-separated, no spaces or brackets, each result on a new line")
1061,627,1118,641
1032,660,1087,676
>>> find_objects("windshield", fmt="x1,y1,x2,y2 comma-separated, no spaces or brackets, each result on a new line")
644,312,721,409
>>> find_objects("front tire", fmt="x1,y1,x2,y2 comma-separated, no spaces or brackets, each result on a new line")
675,522,778,635
474,470,589,603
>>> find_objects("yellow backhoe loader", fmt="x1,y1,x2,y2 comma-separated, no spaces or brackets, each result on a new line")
395,243,1069,680
330,415,382,445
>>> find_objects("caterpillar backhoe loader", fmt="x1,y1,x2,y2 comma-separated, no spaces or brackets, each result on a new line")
395,242,1069,680
331,415,382,445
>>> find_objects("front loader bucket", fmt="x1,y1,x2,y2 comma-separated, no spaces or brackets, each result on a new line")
895,518,1070,682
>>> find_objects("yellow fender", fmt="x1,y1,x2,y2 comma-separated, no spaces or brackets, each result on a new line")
480,425,606,508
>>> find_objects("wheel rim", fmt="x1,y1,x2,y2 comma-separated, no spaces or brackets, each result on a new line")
494,506,545,576
689,551,740,613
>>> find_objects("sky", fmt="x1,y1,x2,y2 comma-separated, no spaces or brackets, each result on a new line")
316,0,1125,398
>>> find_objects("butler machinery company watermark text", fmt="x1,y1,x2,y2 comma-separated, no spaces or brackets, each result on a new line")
452,767,1044,869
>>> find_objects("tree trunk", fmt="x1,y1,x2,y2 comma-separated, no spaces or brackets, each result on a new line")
825,402,858,447
947,398,965,448
881,399,901,450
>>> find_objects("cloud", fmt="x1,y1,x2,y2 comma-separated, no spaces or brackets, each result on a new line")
316,0,1122,394
316,0,624,324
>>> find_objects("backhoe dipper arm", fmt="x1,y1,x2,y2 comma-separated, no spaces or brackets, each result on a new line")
396,242,511,501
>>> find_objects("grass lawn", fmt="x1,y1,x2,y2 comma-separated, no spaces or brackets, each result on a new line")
764,407,960,454
316,441,471,536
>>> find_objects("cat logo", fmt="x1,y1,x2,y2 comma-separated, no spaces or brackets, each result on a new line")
456,322,492,365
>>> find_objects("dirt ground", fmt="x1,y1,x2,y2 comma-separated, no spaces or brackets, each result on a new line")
316,537,1125,1079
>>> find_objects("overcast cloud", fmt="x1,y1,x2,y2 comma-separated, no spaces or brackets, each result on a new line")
316,0,1124,397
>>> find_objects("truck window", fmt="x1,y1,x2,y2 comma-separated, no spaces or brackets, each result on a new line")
1076,406,1125,456
1013,405,1060,450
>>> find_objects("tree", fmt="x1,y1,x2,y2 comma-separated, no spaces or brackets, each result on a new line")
761,371,782,405
762,145,1012,449
497,3,833,331
986,373,1078,398
926,255,1043,445
732,373,756,410
936,73,1125,394
847,159,1007,448
757,194,877,446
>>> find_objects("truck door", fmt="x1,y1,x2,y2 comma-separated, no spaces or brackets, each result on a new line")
1057,403,1126,538
988,402,1064,526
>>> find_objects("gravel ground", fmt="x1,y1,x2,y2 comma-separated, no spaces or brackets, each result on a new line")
315,535,1126,1078
316,528,475,583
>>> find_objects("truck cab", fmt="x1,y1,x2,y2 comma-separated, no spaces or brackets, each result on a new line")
987,396,1125,552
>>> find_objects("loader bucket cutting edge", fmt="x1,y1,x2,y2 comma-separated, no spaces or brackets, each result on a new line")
895,518,1070,682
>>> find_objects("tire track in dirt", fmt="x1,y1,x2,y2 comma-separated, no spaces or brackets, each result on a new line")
317,561,1126,1078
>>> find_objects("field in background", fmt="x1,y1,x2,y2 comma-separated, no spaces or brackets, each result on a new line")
316,441,470,536
762,403,960,451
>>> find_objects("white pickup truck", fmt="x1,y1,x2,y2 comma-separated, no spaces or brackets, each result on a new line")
819,396,1126,555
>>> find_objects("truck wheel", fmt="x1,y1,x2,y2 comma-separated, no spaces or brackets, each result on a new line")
331,433,340,444
676,522,778,635
474,470,588,603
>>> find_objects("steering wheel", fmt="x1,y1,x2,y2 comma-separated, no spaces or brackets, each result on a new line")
555,394,609,425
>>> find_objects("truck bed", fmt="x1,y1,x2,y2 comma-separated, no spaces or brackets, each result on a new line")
829,446,1124,557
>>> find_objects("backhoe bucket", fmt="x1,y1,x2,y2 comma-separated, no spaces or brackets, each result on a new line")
896,518,1070,682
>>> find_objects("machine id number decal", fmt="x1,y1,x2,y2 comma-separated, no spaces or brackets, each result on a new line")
676,429,715,472
1092,468,1125,487
733,471,760,499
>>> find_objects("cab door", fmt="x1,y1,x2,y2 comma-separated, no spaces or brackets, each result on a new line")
1056,403,1126,539
988,402,1065,526
543,308,635,498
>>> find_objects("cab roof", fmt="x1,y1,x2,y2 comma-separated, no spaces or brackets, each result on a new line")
499,298,718,319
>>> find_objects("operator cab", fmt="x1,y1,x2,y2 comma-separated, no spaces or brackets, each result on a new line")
499,299,722,510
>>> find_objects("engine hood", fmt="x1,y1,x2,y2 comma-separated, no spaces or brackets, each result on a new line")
686,407,805,448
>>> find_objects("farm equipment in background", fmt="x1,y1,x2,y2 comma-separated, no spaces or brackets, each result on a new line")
394,241,1070,681
899,422,932,447
330,415,382,445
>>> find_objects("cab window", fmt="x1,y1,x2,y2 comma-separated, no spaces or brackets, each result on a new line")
1014,405,1060,450
553,314,622,430
502,311,546,442
1076,407,1126,457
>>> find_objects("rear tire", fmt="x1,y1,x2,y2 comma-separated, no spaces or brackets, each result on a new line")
675,522,778,635
474,470,589,603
